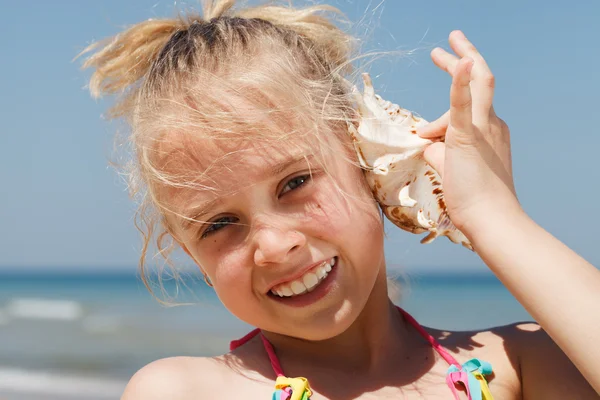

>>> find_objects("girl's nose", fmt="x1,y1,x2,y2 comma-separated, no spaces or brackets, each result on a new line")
253,224,307,266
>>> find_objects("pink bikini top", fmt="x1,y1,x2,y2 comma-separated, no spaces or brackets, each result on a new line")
230,307,494,400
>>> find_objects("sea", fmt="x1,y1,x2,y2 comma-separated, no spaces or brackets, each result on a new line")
0,271,532,400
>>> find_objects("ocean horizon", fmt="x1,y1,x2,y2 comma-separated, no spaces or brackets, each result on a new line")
0,269,532,399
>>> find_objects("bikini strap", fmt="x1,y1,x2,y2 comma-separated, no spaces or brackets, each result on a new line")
230,310,467,374
260,332,285,377
230,328,260,351
230,330,311,400
397,307,494,400
230,307,494,400
229,328,285,377
396,306,462,368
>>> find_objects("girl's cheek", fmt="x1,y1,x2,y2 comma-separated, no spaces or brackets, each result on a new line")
209,246,248,286
194,223,246,259
313,174,378,224
187,234,237,277
306,188,354,234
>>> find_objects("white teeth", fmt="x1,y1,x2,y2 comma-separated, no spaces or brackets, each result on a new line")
291,281,307,295
303,273,319,291
315,266,327,279
271,258,337,298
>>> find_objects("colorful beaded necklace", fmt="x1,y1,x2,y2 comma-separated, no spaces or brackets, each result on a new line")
230,307,494,400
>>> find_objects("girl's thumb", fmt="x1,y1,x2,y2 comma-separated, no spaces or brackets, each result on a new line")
423,142,445,178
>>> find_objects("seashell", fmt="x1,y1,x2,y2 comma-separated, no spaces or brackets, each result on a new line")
347,73,472,250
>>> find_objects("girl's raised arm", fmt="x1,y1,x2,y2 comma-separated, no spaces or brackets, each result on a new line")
418,30,600,396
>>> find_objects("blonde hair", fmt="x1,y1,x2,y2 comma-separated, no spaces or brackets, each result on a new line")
79,0,359,299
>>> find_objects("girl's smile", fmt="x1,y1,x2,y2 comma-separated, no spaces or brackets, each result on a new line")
164,137,386,340
268,256,335,296
267,256,338,308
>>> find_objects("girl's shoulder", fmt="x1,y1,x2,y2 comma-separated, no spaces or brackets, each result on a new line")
428,321,597,399
120,356,228,400
422,322,527,399
427,320,536,362
120,335,273,400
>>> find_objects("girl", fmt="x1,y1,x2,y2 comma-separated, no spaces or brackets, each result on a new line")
80,0,600,398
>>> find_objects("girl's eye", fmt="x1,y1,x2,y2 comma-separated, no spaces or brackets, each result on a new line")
281,174,311,195
201,216,238,238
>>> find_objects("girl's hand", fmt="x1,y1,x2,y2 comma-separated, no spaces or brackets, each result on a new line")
419,32,600,397
418,31,521,235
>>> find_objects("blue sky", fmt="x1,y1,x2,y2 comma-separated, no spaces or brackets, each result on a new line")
1,0,598,273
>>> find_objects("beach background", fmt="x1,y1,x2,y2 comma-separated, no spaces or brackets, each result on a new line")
0,271,534,400
1,0,599,399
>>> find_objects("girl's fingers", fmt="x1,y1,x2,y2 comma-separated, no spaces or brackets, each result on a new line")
423,142,446,178
448,57,475,145
417,111,449,139
431,48,459,76
448,31,495,115
449,31,485,61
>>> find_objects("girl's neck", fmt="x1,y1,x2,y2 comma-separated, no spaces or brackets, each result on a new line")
261,272,417,377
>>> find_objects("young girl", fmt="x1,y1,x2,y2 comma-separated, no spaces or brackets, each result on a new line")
80,0,600,398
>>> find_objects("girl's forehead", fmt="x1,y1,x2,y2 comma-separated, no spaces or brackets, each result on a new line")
156,132,330,202
203,141,317,184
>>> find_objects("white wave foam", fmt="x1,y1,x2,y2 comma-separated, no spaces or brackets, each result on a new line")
0,367,126,397
6,298,83,321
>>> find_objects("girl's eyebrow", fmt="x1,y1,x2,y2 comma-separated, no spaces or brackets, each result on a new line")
179,154,314,231
268,153,314,176
180,198,223,231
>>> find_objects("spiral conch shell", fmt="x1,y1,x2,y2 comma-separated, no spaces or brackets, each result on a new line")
348,73,472,250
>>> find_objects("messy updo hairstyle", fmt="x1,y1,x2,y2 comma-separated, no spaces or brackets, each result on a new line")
80,0,358,298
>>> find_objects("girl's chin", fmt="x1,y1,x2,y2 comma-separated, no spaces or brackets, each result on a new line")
266,315,357,342
266,300,363,342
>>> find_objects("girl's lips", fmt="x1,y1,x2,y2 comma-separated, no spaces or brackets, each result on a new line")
266,257,334,294
268,257,338,308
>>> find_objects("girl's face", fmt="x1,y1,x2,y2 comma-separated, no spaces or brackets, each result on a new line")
167,131,386,340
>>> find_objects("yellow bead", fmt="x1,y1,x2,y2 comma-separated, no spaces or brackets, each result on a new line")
275,376,312,400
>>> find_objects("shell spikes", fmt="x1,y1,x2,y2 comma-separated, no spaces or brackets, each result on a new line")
347,73,473,251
